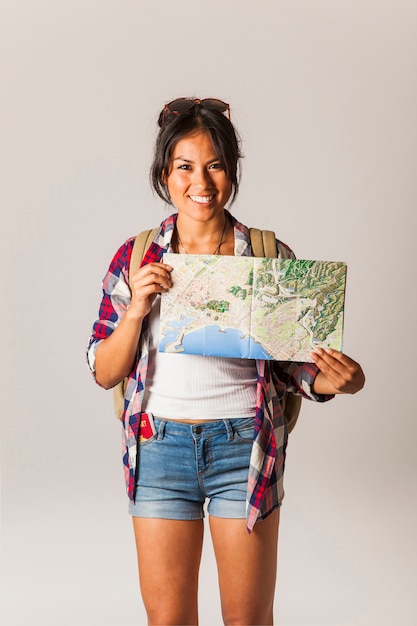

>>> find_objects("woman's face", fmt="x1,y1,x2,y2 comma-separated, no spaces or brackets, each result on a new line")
165,130,233,224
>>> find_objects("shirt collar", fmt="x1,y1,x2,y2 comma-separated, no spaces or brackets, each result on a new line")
154,210,252,257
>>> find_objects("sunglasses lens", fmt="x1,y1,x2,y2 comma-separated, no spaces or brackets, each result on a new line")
167,99,195,114
201,99,229,113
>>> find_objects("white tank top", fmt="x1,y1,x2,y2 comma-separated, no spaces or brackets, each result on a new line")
142,298,258,420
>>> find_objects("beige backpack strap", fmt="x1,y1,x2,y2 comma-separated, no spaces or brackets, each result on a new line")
261,230,278,258
249,228,263,257
249,228,277,258
113,226,158,420
129,228,159,287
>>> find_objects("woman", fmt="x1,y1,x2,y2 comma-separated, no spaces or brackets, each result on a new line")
87,97,365,625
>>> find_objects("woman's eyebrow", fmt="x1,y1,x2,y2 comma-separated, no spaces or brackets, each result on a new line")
172,156,219,164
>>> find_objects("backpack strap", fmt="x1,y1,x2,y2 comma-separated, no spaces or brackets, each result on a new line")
249,228,277,258
128,228,159,287
113,227,158,420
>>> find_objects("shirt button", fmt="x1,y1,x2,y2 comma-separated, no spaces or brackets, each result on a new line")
195,426,202,434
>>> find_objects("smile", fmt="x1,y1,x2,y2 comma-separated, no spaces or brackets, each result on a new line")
189,195,215,204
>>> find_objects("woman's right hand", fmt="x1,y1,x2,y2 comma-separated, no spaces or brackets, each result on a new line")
95,261,173,389
128,262,173,319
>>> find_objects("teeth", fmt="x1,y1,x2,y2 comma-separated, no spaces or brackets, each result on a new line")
189,195,214,203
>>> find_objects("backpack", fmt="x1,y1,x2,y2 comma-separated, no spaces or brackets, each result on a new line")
113,227,302,432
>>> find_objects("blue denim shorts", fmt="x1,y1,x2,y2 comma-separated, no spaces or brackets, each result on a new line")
129,416,255,520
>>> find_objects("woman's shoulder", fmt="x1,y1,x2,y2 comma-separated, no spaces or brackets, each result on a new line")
107,237,136,275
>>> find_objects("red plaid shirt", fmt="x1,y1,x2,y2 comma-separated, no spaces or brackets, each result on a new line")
87,212,333,531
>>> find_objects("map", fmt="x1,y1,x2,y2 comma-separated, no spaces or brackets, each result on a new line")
159,254,347,362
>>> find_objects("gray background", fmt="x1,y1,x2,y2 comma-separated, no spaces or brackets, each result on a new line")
1,1,416,624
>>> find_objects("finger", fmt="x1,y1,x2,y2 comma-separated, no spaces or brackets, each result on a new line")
135,266,172,289
134,279,171,295
311,348,365,393
149,264,172,280
310,348,340,371
311,353,342,386
311,348,355,374
158,262,173,271
322,348,358,367
134,262,172,278
146,261,173,272
310,349,349,386
130,284,167,315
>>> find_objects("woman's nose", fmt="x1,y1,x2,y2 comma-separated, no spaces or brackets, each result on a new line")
192,167,211,188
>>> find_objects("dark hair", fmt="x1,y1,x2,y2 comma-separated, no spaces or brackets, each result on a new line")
150,101,243,205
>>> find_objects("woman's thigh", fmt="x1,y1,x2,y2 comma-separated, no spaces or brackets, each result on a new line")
132,517,204,625
209,509,280,626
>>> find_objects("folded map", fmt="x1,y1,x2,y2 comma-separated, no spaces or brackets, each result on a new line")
159,254,346,362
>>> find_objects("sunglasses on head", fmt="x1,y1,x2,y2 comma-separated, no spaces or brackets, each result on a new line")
161,98,231,125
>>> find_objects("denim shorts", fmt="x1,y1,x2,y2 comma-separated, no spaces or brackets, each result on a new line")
129,416,255,520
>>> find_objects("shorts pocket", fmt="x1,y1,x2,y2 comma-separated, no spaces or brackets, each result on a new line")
232,418,255,443
138,433,157,446
138,413,158,446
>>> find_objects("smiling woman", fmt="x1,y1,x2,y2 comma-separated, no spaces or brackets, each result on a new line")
151,97,241,206
165,131,234,254
86,96,365,625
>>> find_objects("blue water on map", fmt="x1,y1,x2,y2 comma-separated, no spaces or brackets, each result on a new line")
159,321,274,360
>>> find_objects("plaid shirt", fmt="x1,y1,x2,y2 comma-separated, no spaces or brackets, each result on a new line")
87,212,333,532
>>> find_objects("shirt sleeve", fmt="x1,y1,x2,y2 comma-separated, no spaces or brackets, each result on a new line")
272,361,334,403
86,238,134,377
276,239,296,260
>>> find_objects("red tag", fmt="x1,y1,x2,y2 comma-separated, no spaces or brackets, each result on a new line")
139,413,157,442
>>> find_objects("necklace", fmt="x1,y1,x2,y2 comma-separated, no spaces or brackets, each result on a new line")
175,217,229,255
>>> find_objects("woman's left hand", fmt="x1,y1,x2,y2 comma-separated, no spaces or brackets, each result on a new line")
311,348,365,395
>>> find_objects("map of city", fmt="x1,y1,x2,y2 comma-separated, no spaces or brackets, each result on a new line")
159,254,347,362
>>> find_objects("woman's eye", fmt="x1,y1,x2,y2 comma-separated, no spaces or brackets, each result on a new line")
178,164,191,170
209,162,224,170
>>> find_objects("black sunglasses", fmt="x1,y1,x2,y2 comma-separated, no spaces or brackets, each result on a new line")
161,98,231,125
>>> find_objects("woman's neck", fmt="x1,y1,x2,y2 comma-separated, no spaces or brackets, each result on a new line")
174,212,234,255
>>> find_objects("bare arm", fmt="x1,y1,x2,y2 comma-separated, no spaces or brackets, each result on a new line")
311,347,365,395
95,261,172,388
